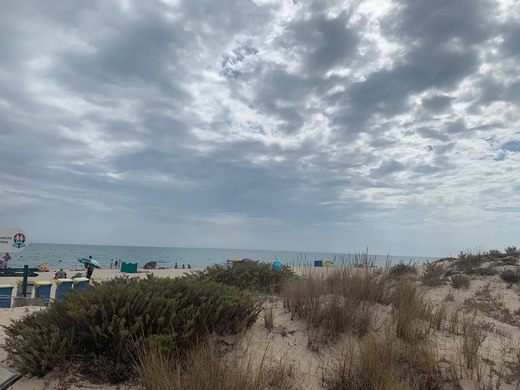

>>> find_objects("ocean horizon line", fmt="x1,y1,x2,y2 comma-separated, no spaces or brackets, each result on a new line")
29,242,443,260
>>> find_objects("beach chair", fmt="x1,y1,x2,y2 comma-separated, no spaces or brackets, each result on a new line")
55,278,73,300
34,281,52,306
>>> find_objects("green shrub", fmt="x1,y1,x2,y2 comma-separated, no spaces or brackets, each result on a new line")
468,267,497,276
389,262,417,278
421,262,446,287
486,249,505,259
2,276,261,382
451,274,471,289
189,262,297,294
499,257,518,266
456,251,484,272
505,246,519,256
500,270,520,284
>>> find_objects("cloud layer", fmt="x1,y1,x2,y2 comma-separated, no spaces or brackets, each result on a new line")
1,0,519,256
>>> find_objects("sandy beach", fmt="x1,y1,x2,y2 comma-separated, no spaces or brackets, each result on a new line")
3,259,520,389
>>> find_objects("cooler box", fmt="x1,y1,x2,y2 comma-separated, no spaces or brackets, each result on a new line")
314,260,323,267
73,277,90,290
0,284,14,308
16,280,34,297
121,262,138,273
55,278,73,300
34,281,53,306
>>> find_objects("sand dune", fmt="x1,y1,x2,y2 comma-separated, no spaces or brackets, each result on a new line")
2,260,520,389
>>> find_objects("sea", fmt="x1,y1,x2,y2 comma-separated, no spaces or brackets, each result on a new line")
6,243,441,271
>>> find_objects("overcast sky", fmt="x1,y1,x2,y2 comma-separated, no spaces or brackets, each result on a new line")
1,0,519,257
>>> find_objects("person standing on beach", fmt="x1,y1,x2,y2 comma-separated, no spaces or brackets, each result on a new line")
2,253,11,268
86,262,95,279
85,255,95,279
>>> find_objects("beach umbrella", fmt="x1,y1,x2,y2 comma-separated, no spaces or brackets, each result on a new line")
78,257,101,268
143,261,157,269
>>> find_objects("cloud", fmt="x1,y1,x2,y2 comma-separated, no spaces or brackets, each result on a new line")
1,0,519,257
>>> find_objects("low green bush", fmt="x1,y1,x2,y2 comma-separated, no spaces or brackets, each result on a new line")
2,276,261,383
189,261,297,293
500,270,520,284
499,257,518,266
456,252,484,272
467,267,497,276
451,274,471,289
389,262,417,278
486,249,505,259
421,262,446,287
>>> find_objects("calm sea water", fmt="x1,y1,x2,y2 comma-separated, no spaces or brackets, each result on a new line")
6,243,440,271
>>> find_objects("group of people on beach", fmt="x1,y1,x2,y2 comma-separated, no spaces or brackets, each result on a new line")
174,262,191,269
50,257,192,280
0,252,11,268
110,259,121,269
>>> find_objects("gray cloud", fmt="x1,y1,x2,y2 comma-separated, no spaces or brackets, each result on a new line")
422,95,453,113
1,0,519,256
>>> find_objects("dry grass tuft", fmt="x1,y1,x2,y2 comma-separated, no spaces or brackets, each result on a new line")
391,280,430,343
264,306,274,332
323,332,444,390
135,339,297,390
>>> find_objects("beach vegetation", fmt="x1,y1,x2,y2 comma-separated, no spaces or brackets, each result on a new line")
390,280,430,343
450,274,471,289
456,250,485,272
264,305,274,332
500,269,520,284
498,257,518,266
421,261,446,287
428,300,449,331
188,261,297,293
283,268,387,342
468,267,497,276
2,275,261,382
486,249,505,259
135,339,297,390
389,261,418,279
322,332,444,389
461,312,486,371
